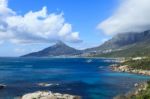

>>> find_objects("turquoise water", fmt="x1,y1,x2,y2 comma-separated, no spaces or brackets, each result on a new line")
0,57,150,99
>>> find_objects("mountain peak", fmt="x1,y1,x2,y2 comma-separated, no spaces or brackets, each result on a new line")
22,41,82,57
55,41,66,46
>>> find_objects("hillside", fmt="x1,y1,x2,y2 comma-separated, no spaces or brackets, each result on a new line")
90,30,150,57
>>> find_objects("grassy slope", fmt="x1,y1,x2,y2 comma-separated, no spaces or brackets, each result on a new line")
121,58,150,70
133,81,150,99
93,41,150,58
115,58,150,99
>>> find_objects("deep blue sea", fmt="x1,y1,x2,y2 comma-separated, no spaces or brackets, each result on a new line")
0,57,150,99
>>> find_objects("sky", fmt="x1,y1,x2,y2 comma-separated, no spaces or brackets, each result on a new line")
0,0,149,56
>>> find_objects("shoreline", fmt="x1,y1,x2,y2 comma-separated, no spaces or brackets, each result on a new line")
0,56,123,60
110,65,150,76
110,64,150,99
114,82,148,99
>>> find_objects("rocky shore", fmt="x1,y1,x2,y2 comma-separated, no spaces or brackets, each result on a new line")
114,82,148,99
111,65,150,76
21,91,81,99
111,62,150,99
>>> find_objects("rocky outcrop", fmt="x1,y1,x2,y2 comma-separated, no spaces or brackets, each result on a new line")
21,91,81,99
114,82,148,99
37,83,59,87
111,65,150,76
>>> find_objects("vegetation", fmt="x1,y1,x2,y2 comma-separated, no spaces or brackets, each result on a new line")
115,81,150,99
120,58,150,70
114,58,150,98
92,41,150,58
90,31,150,58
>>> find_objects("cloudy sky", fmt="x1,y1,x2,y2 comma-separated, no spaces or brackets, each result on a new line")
0,0,149,56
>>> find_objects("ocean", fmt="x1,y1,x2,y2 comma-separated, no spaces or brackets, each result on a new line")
0,57,150,99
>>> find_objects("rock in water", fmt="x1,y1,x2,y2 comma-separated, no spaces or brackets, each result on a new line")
37,83,53,87
37,83,60,87
22,91,81,99
0,84,6,89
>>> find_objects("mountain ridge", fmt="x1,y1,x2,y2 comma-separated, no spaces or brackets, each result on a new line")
90,30,150,57
86,30,150,52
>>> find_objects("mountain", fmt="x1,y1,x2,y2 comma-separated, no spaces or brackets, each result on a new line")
89,30,150,57
23,30,150,57
22,41,82,57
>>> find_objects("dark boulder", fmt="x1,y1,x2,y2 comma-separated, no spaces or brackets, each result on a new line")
0,84,6,89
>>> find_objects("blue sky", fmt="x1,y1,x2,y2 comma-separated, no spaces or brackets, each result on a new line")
0,0,121,56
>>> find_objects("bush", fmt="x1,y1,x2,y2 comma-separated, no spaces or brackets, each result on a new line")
121,58,150,70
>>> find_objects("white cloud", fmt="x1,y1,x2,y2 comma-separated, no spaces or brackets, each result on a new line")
98,0,150,35
0,0,81,44
0,0,15,15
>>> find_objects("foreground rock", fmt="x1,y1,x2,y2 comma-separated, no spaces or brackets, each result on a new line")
22,91,81,99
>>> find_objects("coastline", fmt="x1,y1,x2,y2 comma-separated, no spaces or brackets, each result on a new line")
114,82,148,99
110,62,150,99
1,57,149,99
111,65,150,76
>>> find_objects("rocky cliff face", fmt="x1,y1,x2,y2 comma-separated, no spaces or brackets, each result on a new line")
86,30,150,52
85,30,150,57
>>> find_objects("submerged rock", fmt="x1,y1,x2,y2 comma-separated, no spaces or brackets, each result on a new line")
0,84,6,89
22,91,81,99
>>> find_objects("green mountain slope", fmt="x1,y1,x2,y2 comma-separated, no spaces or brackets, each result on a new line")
90,30,150,57
95,41,150,57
